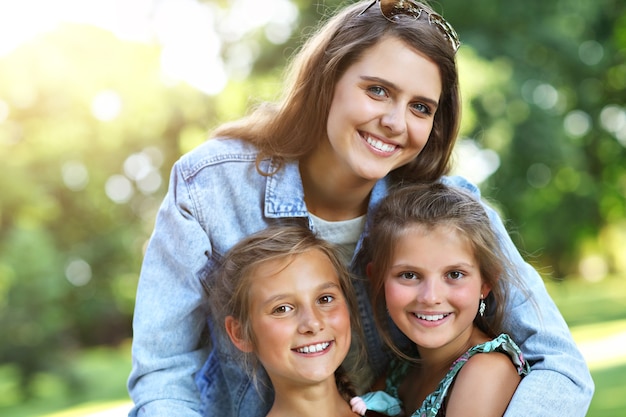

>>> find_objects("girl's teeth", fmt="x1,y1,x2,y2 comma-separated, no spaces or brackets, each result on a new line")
366,136,396,152
415,313,447,321
296,342,330,354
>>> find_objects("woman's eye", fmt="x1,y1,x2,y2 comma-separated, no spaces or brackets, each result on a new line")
446,271,465,280
411,102,432,115
367,85,387,97
318,295,335,304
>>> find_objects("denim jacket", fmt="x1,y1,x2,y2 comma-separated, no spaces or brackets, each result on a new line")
127,138,593,417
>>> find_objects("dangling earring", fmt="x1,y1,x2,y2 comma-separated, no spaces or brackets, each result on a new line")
479,294,486,317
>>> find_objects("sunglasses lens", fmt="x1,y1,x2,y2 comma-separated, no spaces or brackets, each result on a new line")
379,0,421,21
371,0,460,53
429,13,461,52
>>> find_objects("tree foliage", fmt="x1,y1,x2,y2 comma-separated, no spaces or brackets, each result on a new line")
0,0,624,403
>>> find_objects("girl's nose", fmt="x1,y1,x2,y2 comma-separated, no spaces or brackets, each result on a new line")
297,307,323,334
417,279,442,305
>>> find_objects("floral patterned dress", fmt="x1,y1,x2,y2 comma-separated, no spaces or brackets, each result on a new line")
357,333,531,417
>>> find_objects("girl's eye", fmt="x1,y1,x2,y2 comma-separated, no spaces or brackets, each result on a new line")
272,305,293,314
411,102,432,115
400,271,418,280
446,271,465,280
318,295,335,304
367,85,388,98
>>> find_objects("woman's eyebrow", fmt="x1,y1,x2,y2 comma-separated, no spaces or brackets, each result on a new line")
360,75,439,108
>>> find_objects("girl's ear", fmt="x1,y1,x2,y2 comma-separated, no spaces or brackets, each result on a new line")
366,262,373,278
225,316,253,353
480,283,492,298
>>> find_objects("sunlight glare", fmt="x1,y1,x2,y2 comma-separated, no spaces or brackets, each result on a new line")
62,161,90,191
65,258,92,287
154,0,226,95
0,99,9,123
0,0,301,96
452,139,501,184
91,90,123,122
105,174,134,204
600,105,626,146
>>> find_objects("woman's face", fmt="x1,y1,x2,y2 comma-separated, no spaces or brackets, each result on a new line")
325,36,442,182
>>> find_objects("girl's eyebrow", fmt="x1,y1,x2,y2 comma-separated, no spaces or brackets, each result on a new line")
360,75,439,109
261,281,342,307
390,261,476,270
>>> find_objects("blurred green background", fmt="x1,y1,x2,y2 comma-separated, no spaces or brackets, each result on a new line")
0,0,624,416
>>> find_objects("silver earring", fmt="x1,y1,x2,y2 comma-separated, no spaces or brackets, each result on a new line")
479,294,486,317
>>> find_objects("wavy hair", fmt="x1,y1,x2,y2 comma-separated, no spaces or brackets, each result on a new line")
361,182,530,361
208,225,364,397
212,0,460,182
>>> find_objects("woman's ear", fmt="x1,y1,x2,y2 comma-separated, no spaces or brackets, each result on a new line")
366,262,373,278
225,316,253,353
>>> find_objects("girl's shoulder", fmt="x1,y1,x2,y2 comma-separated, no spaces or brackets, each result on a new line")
444,335,527,416
466,333,530,376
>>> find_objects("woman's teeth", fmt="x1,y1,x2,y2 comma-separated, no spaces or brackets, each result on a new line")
366,136,396,152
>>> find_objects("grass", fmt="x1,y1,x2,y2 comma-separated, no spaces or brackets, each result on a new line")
0,341,132,417
546,275,626,417
1,276,624,417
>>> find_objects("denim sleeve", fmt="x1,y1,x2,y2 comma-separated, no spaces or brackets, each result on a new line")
443,176,594,416
127,162,211,417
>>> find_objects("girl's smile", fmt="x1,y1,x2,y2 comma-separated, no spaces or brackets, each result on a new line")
384,224,491,358
244,249,352,386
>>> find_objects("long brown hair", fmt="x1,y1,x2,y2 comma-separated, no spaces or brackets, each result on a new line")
212,1,460,182
362,182,530,360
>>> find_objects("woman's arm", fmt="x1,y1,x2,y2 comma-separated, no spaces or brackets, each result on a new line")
127,162,212,417
443,175,594,417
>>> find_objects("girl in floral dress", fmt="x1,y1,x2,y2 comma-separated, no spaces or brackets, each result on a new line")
351,182,532,417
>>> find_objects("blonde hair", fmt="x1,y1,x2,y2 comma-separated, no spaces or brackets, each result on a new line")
212,0,460,182
209,225,363,396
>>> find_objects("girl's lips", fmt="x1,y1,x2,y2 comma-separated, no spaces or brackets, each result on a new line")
411,312,451,327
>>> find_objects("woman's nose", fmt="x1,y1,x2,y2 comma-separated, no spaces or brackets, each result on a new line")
380,105,407,135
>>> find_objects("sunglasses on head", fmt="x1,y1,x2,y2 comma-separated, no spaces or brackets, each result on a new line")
359,0,461,54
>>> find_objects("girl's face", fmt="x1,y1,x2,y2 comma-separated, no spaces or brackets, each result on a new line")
324,36,442,182
244,249,351,389
383,224,491,357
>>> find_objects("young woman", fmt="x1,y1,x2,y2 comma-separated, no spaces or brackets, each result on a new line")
210,226,362,417
127,1,593,416
352,182,531,417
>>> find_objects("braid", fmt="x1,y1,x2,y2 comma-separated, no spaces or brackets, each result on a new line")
335,365,358,403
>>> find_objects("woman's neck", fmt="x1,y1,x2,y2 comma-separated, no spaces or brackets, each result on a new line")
299,150,374,221
268,379,356,417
